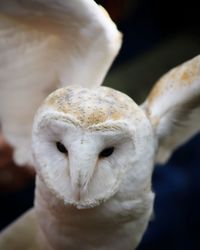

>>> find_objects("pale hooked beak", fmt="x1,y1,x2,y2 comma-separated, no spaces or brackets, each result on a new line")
69,155,97,202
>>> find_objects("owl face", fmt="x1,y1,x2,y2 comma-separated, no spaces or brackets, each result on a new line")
32,87,155,209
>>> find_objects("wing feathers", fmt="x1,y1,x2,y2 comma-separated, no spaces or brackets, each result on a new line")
0,0,121,165
142,55,200,164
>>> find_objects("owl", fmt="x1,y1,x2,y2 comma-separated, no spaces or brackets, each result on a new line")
1,55,200,249
0,1,200,250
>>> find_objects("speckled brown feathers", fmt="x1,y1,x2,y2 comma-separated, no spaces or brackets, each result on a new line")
44,86,142,128
143,55,200,164
147,55,200,105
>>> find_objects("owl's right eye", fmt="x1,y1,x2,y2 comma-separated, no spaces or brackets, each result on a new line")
56,142,68,154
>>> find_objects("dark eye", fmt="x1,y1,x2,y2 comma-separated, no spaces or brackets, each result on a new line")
99,147,114,158
56,142,68,154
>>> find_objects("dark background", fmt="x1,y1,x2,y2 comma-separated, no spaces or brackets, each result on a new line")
0,1,200,249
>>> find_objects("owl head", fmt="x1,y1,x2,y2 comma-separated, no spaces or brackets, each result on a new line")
32,86,155,208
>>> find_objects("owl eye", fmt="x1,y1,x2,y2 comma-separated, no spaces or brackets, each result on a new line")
99,147,114,158
56,142,68,154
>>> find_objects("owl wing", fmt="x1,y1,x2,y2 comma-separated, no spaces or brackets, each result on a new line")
0,0,122,165
142,55,200,164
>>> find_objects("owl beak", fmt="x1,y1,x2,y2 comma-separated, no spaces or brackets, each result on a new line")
69,157,96,202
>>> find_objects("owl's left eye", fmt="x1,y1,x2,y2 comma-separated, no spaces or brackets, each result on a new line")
99,147,114,158
56,142,68,154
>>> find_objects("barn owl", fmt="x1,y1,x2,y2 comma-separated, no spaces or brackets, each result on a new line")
0,1,200,250
1,55,200,249
0,0,122,166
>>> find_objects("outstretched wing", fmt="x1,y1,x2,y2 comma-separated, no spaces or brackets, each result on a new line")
142,55,200,164
0,0,122,165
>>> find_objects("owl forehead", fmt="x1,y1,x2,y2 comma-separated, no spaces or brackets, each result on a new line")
44,86,141,127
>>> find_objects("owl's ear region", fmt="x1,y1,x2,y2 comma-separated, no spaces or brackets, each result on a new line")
141,55,200,164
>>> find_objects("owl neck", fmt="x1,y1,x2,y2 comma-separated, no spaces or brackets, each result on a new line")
34,176,126,250
34,175,152,250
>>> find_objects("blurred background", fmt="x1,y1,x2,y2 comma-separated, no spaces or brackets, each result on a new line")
0,0,200,249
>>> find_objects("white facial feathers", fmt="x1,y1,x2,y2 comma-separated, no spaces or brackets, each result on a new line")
32,86,155,208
